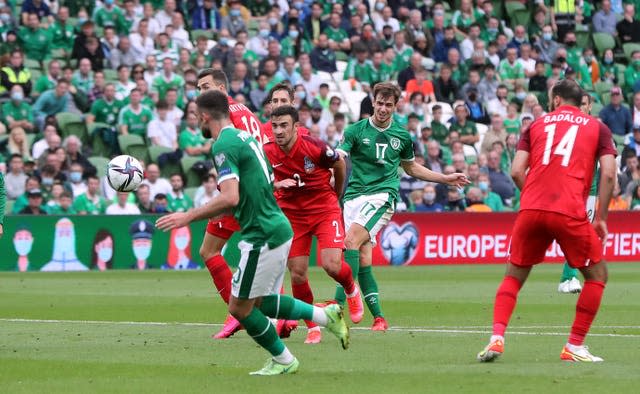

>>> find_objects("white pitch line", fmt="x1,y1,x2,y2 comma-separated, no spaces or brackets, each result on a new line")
1,318,640,338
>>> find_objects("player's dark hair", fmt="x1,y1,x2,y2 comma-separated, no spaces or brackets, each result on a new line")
196,90,230,121
373,82,402,104
271,105,299,123
197,68,229,90
551,79,583,107
268,82,295,102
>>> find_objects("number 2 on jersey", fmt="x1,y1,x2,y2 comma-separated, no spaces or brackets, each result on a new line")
241,115,262,144
542,124,578,167
293,173,306,187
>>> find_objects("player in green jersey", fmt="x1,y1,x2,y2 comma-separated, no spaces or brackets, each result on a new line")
156,91,349,375
558,92,598,293
335,82,469,330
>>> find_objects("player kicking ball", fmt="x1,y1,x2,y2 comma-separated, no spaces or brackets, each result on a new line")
335,82,469,330
478,80,617,363
156,91,349,375
264,105,364,344
558,93,597,294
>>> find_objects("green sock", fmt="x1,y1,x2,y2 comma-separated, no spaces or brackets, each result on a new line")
259,294,314,321
560,262,578,282
239,307,284,357
359,265,383,318
334,249,360,304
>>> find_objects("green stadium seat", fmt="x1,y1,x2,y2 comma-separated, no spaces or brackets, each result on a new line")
51,48,67,61
148,145,174,164
190,29,213,41
118,134,144,152
594,80,613,96
30,69,42,83
126,144,150,166
88,122,114,158
591,102,603,116
623,43,640,60
592,33,616,55
181,156,203,188
184,186,198,201
505,2,526,19
103,69,118,82
88,156,111,178
335,51,349,62
617,64,626,87
4,199,14,214
575,31,592,50
56,112,88,144
601,92,612,105
511,9,531,26
24,58,41,71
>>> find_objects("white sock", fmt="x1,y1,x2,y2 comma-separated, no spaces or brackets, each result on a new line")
566,343,584,352
273,347,295,365
312,306,329,326
308,326,321,333
346,286,359,298
490,335,504,343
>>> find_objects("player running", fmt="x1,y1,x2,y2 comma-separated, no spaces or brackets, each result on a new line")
195,69,273,339
557,93,596,294
477,79,617,363
335,82,469,330
156,90,349,375
263,105,364,344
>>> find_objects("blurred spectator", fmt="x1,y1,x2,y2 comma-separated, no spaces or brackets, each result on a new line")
629,183,640,210
118,88,154,137
478,64,500,102
465,187,492,212
600,87,632,136
534,25,559,64
32,125,59,160
518,43,536,79
0,85,35,133
464,88,490,125
5,126,31,160
617,3,640,44
416,184,444,212
622,127,640,161
529,61,548,92
481,114,508,155
424,140,444,174
450,104,479,147
321,96,343,125
608,182,629,210
33,80,70,130
508,25,530,56
310,33,337,73
87,83,121,126
167,174,193,213
19,189,46,215
148,100,178,150
504,103,522,135
487,85,509,118
434,65,459,105
487,150,515,205
47,190,76,214
11,176,40,214
130,19,155,64
194,174,219,208
110,36,137,69
136,184,153,213
593,0,617,35
477,172,504,212
499,47,525,88
33,60,61,98
67,162,87,198
433,26,459,63
107,191,141,215
165,89,184,128
4,154,27,200
142,163,171,200
152,58,184,101
406,69,435,104
444,186,466,212
63,135,95,176
18,13,50,63
179,112,210,160
73,175,107,215
0,50,31,98
220,0,248,36
72,59,95,96
429,105,449,146
460,23,481,61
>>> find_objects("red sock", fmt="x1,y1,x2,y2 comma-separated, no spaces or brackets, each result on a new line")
205,255,232,304
569,280,606,346
492,276,522,337
292,280,317,328
329,261,356,295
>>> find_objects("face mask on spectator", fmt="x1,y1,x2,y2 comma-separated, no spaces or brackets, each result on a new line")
259,29,270,38
268,17,278,26
375,2,384,11
105,0,114,5
289,30,299,39
230,9,241,17
70,171,83,183
296,91,306,100
42,177,54,186
487,28,498,35
604,56,613,64
186,90,197,100
423,192,436,203
516,91,526,100
0,13,10,23
543,33,553,41
478,181,489,192
11,91,23,101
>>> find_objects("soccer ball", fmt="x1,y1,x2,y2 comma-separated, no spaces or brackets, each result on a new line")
107,155,144,192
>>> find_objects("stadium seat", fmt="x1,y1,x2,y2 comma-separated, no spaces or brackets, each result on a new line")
56,112,88,144
591,102,603,116
181,156,203,188
103,69,118,82
126,144,150,166
342,90,367,121
505,2,526,20
4,199,14,214
592,33,616,55
623,43,640,60
24,58,41,71
88,122,115,158
190,29,214,41
511,9,531,26
148,145,174,164
575,31,592,50
601,92,612,105
617,64,626,87
30,69,42,82
336,61,348,74
117,134,145,155
594,80,613,96
88,156,110,178
51,48,67,60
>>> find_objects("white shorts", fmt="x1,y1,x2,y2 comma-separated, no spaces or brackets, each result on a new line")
343,192,395,246
231,238,292,299
586,195,596,223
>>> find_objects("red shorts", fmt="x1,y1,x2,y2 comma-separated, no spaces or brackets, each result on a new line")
509,210,602,268
206,215,241,239
286,208,345,258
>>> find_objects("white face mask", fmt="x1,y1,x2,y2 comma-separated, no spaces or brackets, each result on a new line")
97,247,113,262
133,245,151,260
174,235,189,250
14,239,33,256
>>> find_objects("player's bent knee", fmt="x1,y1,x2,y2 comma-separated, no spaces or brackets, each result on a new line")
321,257,341,275
581,261,608,283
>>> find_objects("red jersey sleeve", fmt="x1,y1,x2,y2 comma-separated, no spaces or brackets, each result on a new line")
597,122,617,157
302,135,339,169
517,124,531,152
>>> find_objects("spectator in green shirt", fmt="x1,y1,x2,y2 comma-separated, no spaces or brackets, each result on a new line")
87,83,120,126
477,172,505,212
2,85,35,133
450,104,479,147
498,47,525,88
71,58,95,96
167,174,193,213
18,13,50,62
179,112,211,161
46,190,77,215
33,59,61,98
48,6,75,55
117,88,154,137
73,175,108,215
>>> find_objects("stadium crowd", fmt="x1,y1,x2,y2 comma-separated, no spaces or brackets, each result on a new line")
0,0,640,216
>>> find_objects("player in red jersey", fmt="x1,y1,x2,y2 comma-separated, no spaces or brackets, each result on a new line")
196,69,273,339
262,82,309,136
263,105,364,344
477,79,617,363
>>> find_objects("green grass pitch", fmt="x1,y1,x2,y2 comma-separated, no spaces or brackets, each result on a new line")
1,263,639,393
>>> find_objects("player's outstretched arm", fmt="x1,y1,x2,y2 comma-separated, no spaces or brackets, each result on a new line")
401,160,470,187
510,150,530,190
594,154,617,242
155,179,240,231
332,157,347,199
